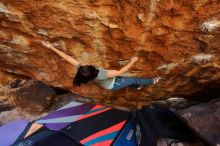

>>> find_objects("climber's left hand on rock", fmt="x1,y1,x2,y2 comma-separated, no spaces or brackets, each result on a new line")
41,41,53,48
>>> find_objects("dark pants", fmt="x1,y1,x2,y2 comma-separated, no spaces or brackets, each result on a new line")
111,76,153,91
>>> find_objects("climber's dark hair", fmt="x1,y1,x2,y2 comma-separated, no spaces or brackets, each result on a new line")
73,65,99,87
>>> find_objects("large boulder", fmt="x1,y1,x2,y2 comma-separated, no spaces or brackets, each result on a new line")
178,98,220,146
0,79,56,111
0,0,220,106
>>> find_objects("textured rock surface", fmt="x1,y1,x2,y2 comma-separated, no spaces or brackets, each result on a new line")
178,98,220,146
157,138,203,146
0,0,220,106
0,79,56,111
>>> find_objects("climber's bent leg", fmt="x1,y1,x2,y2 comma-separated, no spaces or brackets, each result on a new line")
111,76,153,91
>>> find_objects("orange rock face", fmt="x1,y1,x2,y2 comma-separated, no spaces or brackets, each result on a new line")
0,0,220,107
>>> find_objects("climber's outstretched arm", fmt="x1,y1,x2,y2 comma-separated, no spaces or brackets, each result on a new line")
107,57,138,78
41,41,80,67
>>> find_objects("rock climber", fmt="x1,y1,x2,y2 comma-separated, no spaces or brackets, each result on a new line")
41,41,161,91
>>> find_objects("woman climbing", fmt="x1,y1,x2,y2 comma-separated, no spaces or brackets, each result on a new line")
41,41,161,91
